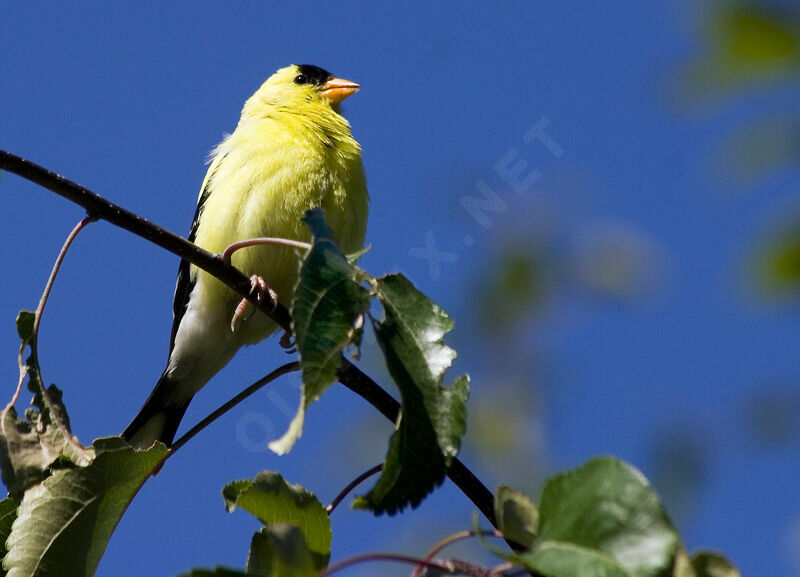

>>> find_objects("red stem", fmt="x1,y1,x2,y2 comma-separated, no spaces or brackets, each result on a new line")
326,464,383,514
318,552,454,577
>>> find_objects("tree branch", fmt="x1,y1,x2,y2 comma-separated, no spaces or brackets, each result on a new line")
0,149,498,529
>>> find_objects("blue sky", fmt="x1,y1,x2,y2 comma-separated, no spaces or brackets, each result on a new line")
2,2,799,576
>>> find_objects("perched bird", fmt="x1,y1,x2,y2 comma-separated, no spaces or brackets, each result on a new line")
122,64,369,448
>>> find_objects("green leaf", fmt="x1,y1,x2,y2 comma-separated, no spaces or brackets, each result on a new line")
246,525,317,577
15,311,34,342
1,311,92,500
355,274,469,515
672,546,696,577
271,208,371,455
222,471,330,569
690,551,740,577
0,497,18,576
494,484,538,550
516,541,633,577
536,456,678,577
0,394,92,500
3,437,166,577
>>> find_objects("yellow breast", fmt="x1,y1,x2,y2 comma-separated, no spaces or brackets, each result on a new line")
190,110,368,344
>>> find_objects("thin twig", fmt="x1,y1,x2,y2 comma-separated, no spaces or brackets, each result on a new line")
318,552,454,577
0,149,499,536
7,216,97,463
447,559,498,577
326,463,383,514
432,531,502,568
491,561,516,574
33,216,99,335
222,237,312,264
169,361,299,455
11,215,98,408
410,530,503,577
33,216,97,458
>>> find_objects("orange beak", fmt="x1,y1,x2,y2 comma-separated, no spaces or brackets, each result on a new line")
320,77,360,105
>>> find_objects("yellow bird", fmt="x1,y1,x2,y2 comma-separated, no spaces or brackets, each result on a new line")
123,65,369,448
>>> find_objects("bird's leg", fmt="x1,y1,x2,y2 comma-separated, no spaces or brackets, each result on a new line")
231,275,278,332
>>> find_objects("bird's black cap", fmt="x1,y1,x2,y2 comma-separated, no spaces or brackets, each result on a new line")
294,64,334,86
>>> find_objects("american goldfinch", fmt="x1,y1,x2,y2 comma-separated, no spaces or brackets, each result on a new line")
122,64,369,448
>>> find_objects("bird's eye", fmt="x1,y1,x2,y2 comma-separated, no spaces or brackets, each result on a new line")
293,74,308,85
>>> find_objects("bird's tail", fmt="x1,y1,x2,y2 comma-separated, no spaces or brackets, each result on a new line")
122,371,191,449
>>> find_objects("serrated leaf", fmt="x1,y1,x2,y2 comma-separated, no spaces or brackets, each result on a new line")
516,542,633,577
536,457,678,577
690,551,740,577
271,208,371,455
222,471,330,569
246,525,316,577
0,408,50,501
351,403,443,515
0,392,91,499
2,312,92,499
356,274,469,514
2,437,166,577
494,484,538,550
0,497,18,576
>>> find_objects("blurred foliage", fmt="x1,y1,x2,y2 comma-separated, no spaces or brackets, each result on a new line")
716,117,800,185
741,385,800,447
572,223,664,304
679,18,800,575
682,1,800,101
715,3,800,71
465,381,547,493
647,426,711,525
475,243,554,336
750,216,800,298
681,2,800,300
475,222,663,338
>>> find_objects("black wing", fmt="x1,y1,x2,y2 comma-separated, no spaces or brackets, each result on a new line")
168,155,225,353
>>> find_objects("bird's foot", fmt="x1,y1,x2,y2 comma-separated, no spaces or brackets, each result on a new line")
231,275,278,332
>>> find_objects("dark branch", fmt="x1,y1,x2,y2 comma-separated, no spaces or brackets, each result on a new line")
0,150,287,329
0,149,498,529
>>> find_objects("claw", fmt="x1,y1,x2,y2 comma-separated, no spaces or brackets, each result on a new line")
231,275,277,332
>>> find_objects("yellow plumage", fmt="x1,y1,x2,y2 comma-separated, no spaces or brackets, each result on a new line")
123,65,368,447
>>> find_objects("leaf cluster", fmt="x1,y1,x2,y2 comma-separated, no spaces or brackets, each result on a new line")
0,207,739,577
